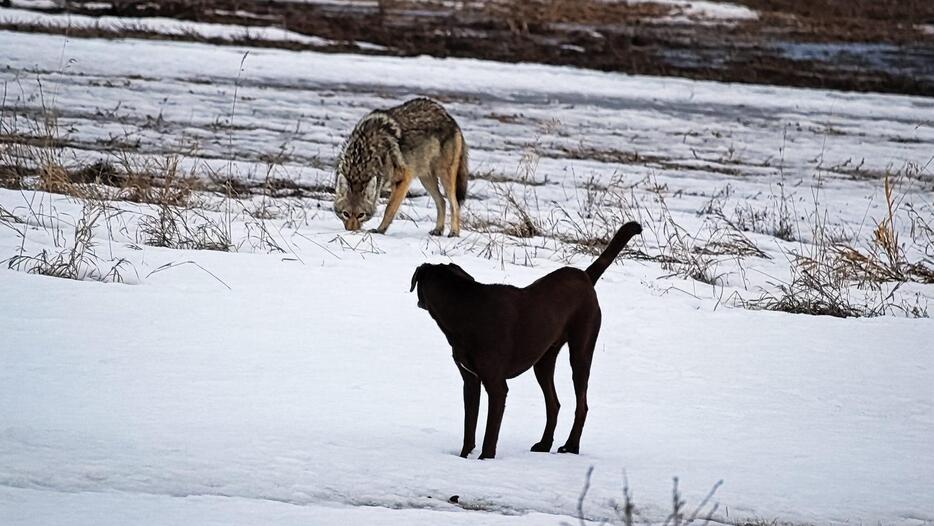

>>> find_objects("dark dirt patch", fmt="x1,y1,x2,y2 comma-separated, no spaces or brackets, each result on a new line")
551,144,752,177
730,0,934,42
9,0,934,96
471,168,550,187
0,159,334,203
553,145,664,165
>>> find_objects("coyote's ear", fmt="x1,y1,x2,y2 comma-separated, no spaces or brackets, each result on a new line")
363,175,379,203
410,264,425,292
335,172,349,194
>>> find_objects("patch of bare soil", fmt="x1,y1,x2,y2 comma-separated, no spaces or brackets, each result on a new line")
10,0,934,96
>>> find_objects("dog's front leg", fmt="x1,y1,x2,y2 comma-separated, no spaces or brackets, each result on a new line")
458,365,480,458
478,379,508,460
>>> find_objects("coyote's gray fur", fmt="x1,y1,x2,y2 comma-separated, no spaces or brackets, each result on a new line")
333,98,469,236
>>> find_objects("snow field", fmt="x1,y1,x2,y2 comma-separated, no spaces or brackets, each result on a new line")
1,25,933,525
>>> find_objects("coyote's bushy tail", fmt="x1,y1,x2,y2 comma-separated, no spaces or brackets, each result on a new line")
455,132,468,204
585,222,642,284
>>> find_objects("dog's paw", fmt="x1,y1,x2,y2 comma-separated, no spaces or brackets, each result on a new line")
530,441,552,453
458,446,474,458
557,444,580,454
477,451,496,460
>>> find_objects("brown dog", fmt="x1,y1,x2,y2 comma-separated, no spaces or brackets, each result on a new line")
410,222,642,459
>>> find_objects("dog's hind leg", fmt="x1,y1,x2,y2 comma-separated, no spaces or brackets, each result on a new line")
558,315,601,454
478,379,508,459
458,364,480,458
531,345,561,453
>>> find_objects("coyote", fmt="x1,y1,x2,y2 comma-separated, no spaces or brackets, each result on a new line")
333,98,469,236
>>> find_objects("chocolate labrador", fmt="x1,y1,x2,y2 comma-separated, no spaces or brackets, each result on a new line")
410,221,642,459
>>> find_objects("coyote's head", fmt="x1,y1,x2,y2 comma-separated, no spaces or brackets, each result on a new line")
333,112,403,230
333,171,380,231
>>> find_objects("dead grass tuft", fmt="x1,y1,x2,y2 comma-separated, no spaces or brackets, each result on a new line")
743,173,932,318
568,467,723,526
830,174,934,285
139,203,232,252
4,203,131,283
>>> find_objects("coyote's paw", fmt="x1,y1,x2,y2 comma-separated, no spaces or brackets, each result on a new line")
429,227,444,236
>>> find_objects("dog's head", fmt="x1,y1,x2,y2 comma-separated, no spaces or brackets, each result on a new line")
410,263,475,310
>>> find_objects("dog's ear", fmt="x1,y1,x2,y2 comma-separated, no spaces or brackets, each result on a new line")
446,263,475,282
410,264,425,292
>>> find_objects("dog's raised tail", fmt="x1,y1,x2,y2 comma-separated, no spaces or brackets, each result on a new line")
585,222,642,284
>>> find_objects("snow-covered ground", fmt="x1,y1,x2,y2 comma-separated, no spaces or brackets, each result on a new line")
0,7,332,44
627,0,758,23
1,25,933,526
0,7,385,49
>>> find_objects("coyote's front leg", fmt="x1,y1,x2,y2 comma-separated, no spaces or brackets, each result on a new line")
372,166,414,234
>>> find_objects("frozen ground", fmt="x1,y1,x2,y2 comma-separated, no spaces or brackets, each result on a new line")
627,0,758,23
1,26,933,526
0,7,336,45
0,6,386,49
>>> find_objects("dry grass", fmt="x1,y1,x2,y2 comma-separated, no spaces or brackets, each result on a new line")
830,174,934,285
110,155,201,207
745,258,882,318
468,163,774,289
567,467,723,526
4,203,132,283
500,192,542,238
1,104,138,282
540,168,929,318
730,199,796,242
699,149,797,243
138,203,232,252
0,203,22,225
1,104,71,194
1,96,199,206
638,184,767,287
743,173,932,318
471,167,549,187
3,93,328,270
2,76,930,315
